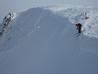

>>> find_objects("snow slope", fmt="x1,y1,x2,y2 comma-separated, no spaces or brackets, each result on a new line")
0,7,98,74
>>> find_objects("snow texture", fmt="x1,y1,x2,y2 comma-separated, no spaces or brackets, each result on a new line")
0,6,98,74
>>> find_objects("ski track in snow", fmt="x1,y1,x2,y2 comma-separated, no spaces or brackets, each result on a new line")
27,8,45,37
33,9,44,31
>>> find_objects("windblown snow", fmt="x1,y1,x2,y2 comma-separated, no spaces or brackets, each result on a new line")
0,6,98,74
47,7,98,38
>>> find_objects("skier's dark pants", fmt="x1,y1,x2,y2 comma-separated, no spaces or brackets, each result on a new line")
79,26,81,33
78,25,82,33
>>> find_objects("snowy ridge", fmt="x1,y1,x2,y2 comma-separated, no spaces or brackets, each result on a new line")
1,7,98,39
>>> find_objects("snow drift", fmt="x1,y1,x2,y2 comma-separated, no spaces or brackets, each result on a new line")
0,7,98,74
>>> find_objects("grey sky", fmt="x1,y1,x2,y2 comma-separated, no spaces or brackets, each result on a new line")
0,0,98,22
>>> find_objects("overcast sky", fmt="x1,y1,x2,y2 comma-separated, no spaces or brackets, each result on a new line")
0,0,98,22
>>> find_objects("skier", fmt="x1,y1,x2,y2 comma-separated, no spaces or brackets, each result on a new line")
3,12,12,26
0,13,12,36
75,22,82,33
3,13,12,29
6,12,12,25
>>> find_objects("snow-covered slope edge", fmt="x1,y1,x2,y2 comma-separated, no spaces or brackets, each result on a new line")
46,7,98,38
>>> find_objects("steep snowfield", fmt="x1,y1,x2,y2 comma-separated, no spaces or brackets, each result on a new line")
0,7,98,74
